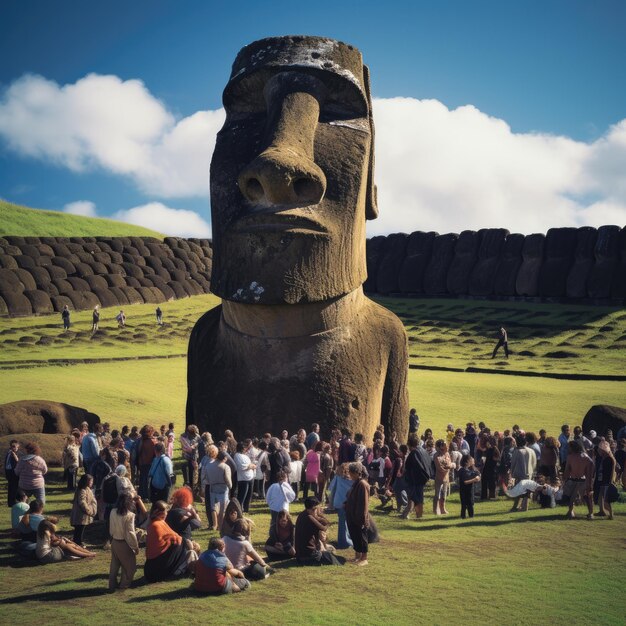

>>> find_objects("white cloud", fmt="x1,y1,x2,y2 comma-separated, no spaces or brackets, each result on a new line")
112,202,211,238
63,200,97,217
0,73,223,197
0,73,625,235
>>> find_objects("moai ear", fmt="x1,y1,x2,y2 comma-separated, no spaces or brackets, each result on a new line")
364,65,379,221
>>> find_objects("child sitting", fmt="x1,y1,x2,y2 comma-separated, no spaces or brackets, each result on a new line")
194,537,250,594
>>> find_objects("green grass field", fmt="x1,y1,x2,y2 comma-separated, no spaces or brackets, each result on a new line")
0,200,164,238
0,294,624,624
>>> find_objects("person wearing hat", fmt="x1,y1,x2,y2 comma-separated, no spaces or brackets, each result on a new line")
594,440,616,520
294,496,342,566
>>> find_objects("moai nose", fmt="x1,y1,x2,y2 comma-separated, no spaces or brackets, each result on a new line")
238,75,327,207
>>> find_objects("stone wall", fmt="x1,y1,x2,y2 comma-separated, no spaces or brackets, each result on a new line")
366,226,626,303
0,235,212,316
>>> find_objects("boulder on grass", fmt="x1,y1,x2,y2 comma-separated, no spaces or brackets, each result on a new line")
0,434,66,466
582,405,626,439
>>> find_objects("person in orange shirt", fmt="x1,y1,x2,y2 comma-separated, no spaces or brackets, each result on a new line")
144,500,198,583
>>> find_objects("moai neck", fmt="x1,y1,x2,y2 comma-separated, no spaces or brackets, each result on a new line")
221,287,366,338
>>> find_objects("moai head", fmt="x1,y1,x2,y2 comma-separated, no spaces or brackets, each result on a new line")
210,36,378,304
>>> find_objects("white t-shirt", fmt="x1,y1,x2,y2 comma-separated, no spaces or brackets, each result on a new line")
222,535,253,570
234,452,255,482
289,460,303,484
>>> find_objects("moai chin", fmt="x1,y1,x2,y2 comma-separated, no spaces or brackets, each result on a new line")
187,36,408,442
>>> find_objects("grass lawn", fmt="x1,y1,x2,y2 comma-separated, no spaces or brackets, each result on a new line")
0,294,624,624
0,200,164,238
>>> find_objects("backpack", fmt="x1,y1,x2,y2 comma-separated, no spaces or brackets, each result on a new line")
102,474,119,505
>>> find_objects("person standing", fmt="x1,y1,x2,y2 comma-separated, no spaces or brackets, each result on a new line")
155,306,163,325
265,470,296,526
81,423,102,475
201,447,232,531
92,305,100,333
458,455,481,519
108,493,140,591
116,310,126,328
510,435,537,512
558,424,571,472
137,425,156,500
401,434,432,519
563,440,595,520
433,440,455,514
180,425,200,492
408,408,419,435
62,433,80,490
234,440,256,513
345,462,370,566
71,474,98,546
14,442,48,504
61,304,71,330
5,439,20,507
491,326,509,359
305,424,320,451
148,443,174,504
595,441,616,519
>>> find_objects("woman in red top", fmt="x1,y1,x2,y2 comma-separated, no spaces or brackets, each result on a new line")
144,500,198,582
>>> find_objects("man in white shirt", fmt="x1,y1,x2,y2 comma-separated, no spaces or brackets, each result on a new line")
266,470,296,526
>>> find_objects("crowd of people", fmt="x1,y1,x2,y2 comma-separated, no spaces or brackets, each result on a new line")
5,413,625,594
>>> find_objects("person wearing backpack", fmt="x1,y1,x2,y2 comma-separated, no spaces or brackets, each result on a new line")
148,443,174,504
400,434,432,519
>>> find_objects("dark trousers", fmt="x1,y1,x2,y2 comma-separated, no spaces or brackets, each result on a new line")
346,522,368,554
460,490,474,518
182,460,197,490
138,464,151,500
73,524,86,545
481,470,496,499
237,480,253,513
492,339,509,358
253,478,265,498
66,467,78,490
6,470,18,507
150,484,170,504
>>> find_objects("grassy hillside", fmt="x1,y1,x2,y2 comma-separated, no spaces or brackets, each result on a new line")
0,200,164,238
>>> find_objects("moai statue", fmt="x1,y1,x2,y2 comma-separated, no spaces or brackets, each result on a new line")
187,36,408,441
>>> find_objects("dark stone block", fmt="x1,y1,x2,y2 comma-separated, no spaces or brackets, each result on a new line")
0,268,23,292
47,265,67,280
14,268,37,291
121,262,144,279
90,262,108,274
105,263,126,275
92,252,111,264
5,236,26,246
136,286,159,304
423,233,458,295
468,228,509,296
582,404,626,438
107,239,124,253
108,251,124,264
0,255,18,270
137,277,154,288
610,227,626,299
74,262,95,278
167,281,188,299
0,295,7,316
23,289,54,314
152,280,175,301
398,231,437,294
587,225,620,298
35,255,53,267
124,276,141,289
538,227,578,297
36,244,55,256
0,290,32,316
120,286,144,304
515,234,545,296
66,277,90,291
52,278,73,293
92,288,119,308
376,233,409,295
51,294,74,313
446,230,479,295
109,287,129,305
28,266,52,289
85,275,108,291
170,269,188,282
105,274,126,288
61,290,100,310
149,287,167,303
18,244,41,258
14,255,36,270
51,257,76,275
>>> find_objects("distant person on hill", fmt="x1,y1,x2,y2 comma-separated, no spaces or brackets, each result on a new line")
491,326,509,359
116,309,126,328
92,305,100,332
61,304,71,330
156,306,163,325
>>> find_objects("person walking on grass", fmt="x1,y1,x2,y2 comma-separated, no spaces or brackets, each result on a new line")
116,309,126,328
491,326,509,359
61,304,71,330
92,305,100,333
156,306,163,325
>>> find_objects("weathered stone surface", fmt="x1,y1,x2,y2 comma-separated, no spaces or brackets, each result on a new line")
446,230,479,295
0,290,32,315
14,268,37,291
582,404,626,438
66,276,90,291
120,286,143,304
539,227,577,297
610,227,626,299
0,254,18,270
0,295,8,316
188,36,408,442
28,266,52,289
0,434,67,466
0,399,100,437
468,228,509,296
587,225,620,299
0,268,24,292
23,289,53,314
515,234,545,297
398,231,437,294
423,233,457,295
376,233,409,294
51,295,73,312
85,274,108,291
92,288,119,308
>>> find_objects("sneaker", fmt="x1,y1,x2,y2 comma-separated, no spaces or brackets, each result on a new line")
586,513,594,520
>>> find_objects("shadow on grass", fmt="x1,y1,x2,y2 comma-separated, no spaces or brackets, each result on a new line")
399,513,565,532
42,573,108,586
0,587,110,603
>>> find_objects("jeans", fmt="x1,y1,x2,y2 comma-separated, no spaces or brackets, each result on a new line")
336,508,353,549
24,486,45,504
237,480,253,513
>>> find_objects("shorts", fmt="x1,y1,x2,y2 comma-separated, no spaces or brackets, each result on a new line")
564,479,587,502
407,483,424,505
39,546,64,564
210,488,229,512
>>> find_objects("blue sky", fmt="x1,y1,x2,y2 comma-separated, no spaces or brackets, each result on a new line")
1,0,625,236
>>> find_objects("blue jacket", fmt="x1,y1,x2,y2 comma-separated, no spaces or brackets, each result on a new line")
149,454,173,489
81,433,100,463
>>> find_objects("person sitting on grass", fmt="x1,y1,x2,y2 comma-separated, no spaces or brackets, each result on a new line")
11,489,30,537
144,500,199,583
16,499,56,542
223,518,273,581
220,498,252,540
194,537,250,594
165,487,202,542
264,510,296,560
294,497,342,566
458,455,481,519
36,519,96,563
